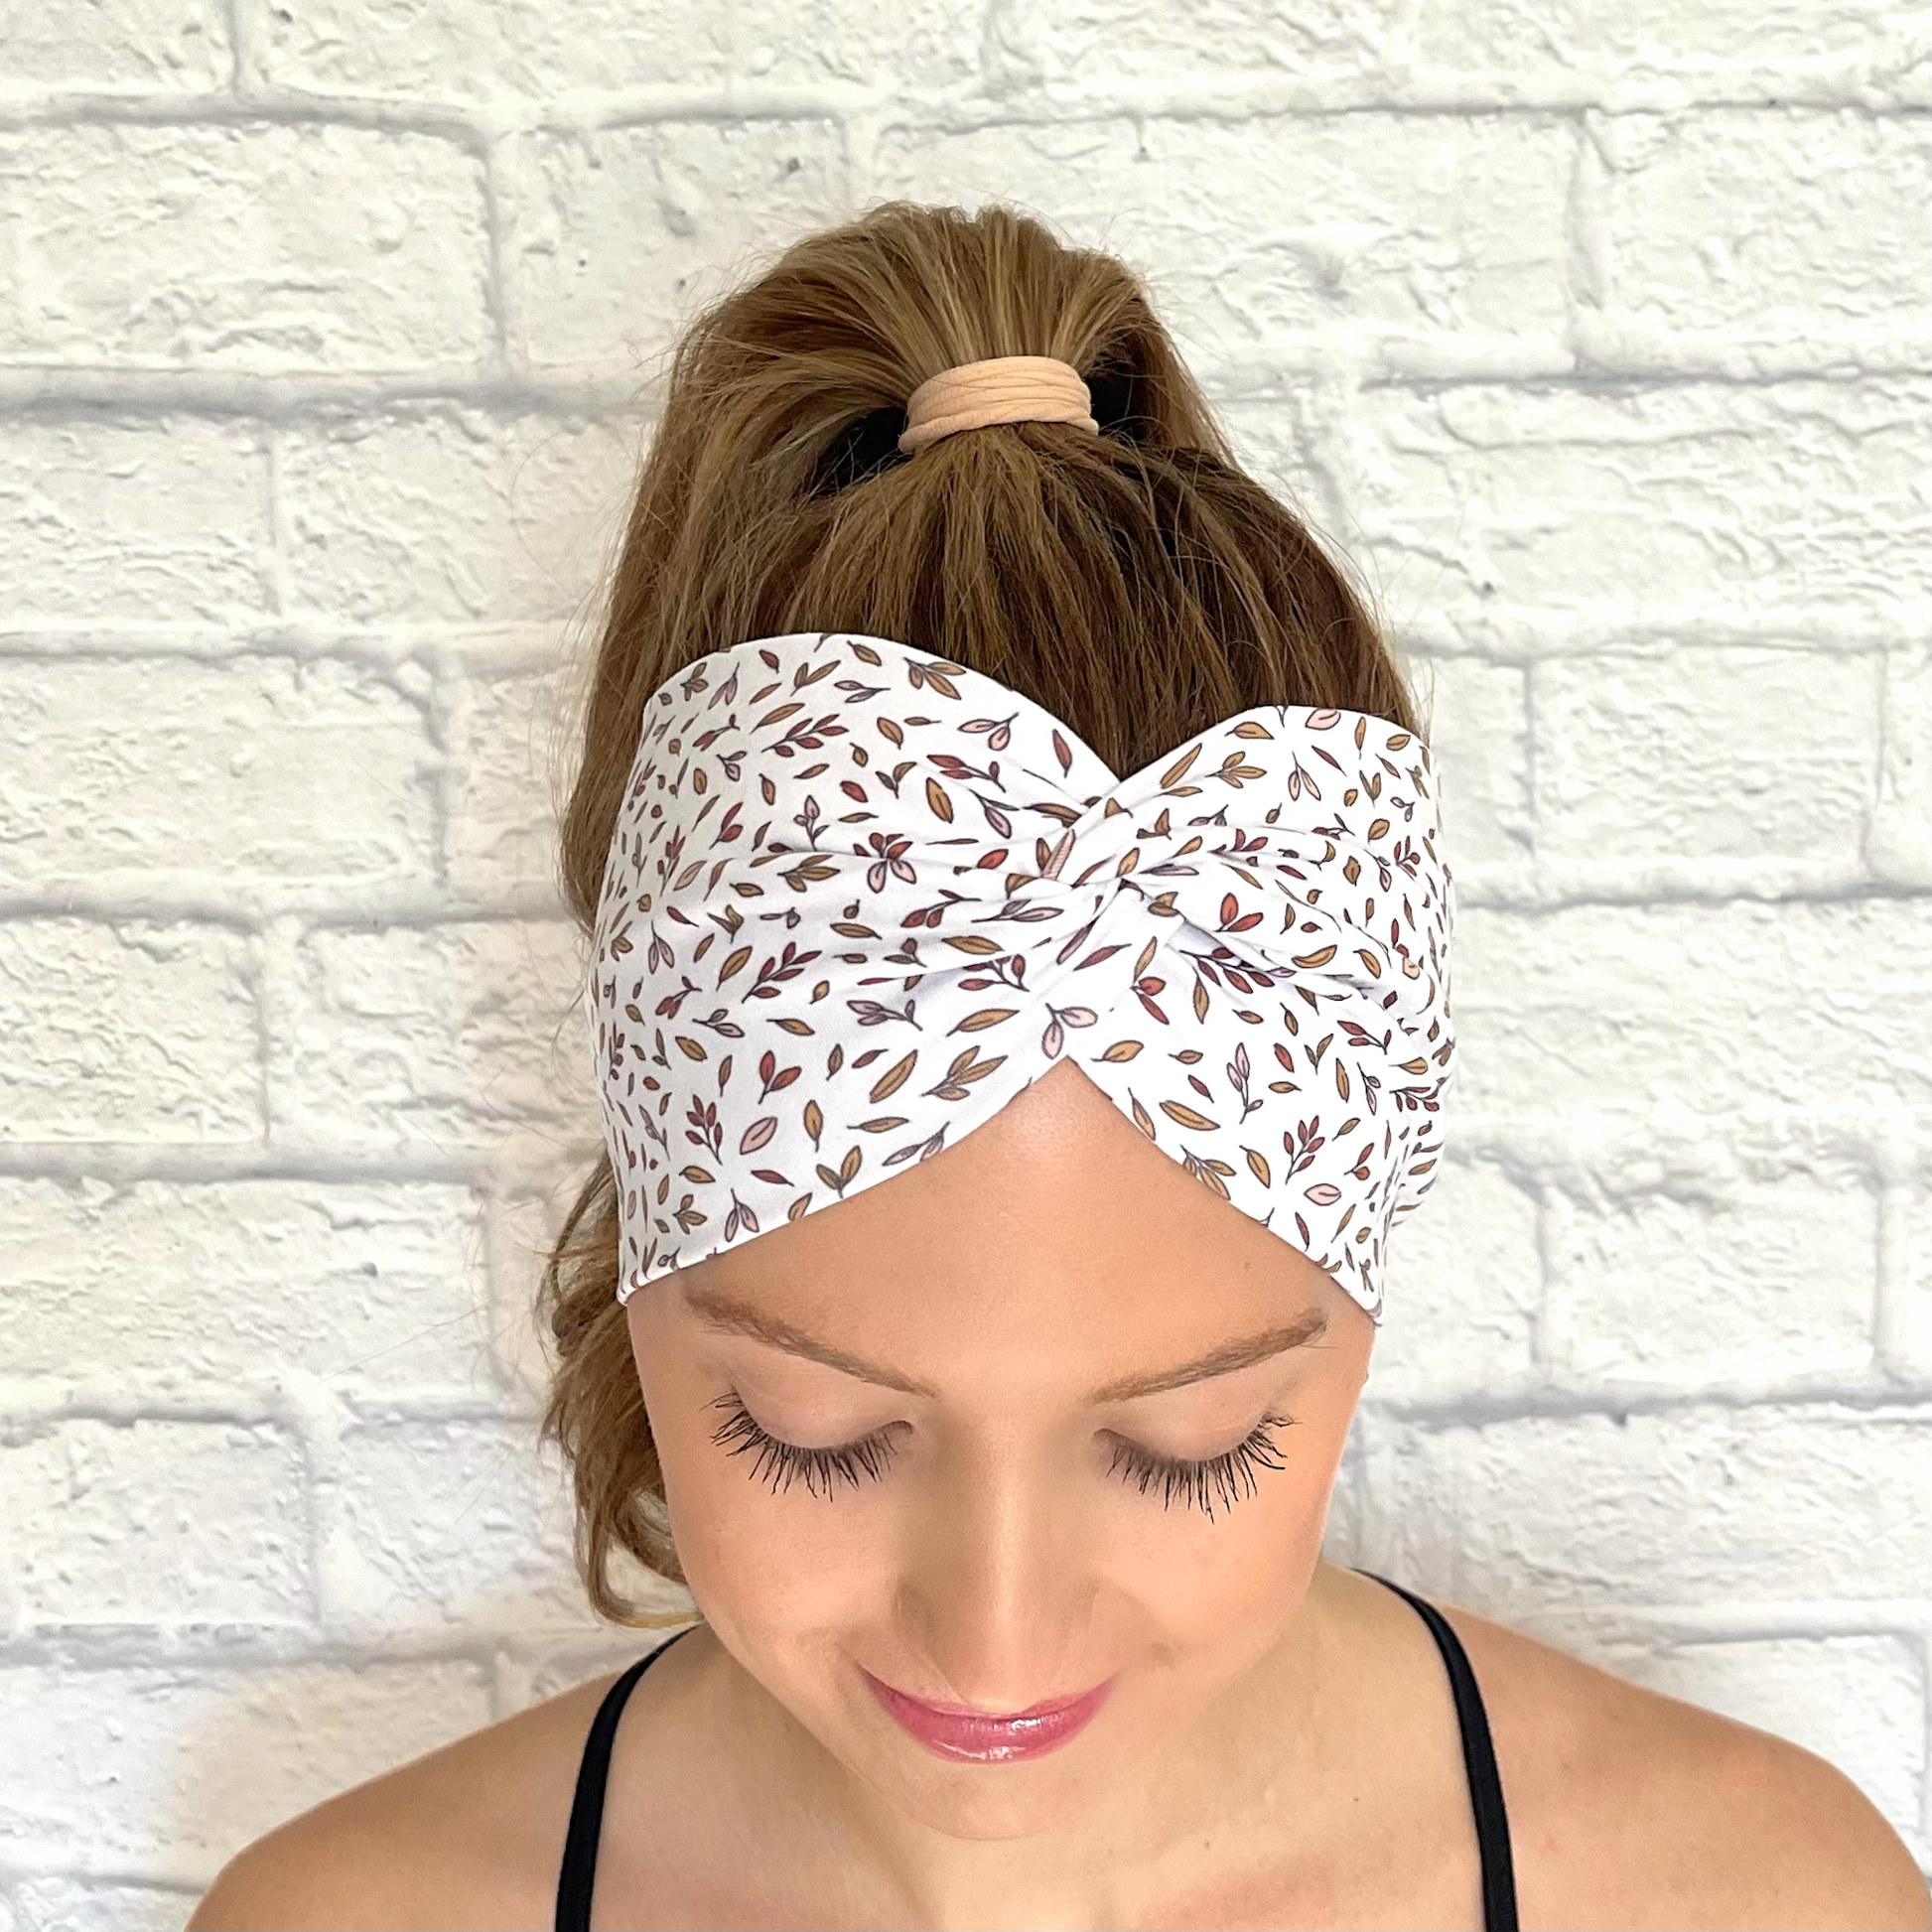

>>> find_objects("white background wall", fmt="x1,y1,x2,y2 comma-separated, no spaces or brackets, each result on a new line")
0,1,1926,1922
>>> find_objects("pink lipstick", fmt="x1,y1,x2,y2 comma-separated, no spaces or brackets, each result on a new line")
865,1670,1112,1762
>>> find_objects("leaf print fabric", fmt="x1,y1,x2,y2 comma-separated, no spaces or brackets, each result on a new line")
589,630,1456,1320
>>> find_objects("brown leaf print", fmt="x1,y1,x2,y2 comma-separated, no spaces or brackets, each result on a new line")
869,1051,918,1102
951,1008,1019,1034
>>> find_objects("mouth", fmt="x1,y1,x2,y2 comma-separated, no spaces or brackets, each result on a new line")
863,1668,1113,1763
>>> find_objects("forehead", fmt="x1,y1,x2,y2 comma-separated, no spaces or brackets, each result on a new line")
674,1060,1347,1385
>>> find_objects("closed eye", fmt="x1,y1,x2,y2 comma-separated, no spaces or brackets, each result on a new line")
1102,1413,1296,1519
709,1391,903,1498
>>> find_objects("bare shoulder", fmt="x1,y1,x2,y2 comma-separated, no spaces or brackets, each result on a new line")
186,1661,627,1932
1445,1603,1930,1932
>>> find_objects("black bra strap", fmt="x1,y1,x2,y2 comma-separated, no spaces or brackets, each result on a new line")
555,1627,695,1932
1359,1572,1519,1932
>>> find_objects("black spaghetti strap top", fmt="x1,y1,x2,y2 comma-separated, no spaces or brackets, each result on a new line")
554,1579,1518,1932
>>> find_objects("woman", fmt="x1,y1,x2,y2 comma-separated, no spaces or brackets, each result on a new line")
190,203,1926,1931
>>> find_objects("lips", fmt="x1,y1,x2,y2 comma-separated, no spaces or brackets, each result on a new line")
865,1668,1112,1763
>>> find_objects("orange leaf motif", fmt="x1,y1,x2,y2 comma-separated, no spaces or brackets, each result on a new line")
869,1052,917,1102
951,1008,1018,1034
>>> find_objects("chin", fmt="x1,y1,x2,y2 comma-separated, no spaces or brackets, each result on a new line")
848,1732,1119,1842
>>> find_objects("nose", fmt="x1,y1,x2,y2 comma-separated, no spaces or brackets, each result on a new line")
893,1431,1102,1709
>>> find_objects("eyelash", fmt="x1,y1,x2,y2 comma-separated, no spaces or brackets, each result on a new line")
708,1393,1295,1518
709,1392,904,1499
1103,1414,1295,1521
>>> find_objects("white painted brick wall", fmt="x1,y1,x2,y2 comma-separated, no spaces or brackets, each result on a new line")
0,1,1926,1919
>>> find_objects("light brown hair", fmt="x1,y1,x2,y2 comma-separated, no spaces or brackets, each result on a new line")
536,199,1422,1623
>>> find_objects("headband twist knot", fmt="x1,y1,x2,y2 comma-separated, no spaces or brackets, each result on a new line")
899,355,1100,454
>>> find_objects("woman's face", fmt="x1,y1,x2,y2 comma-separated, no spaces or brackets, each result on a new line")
628,1057,1374,1841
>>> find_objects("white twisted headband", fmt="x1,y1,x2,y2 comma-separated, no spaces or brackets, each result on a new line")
587,630,1456,1319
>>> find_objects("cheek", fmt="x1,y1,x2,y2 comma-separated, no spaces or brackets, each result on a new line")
1114,1374,1357,1658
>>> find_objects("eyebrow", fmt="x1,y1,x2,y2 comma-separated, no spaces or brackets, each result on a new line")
1086,1311,1329,1403
684,1290,1328,1406
685,1291,939,1397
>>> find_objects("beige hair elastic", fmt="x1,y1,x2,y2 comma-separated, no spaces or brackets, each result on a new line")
898,355,1101,454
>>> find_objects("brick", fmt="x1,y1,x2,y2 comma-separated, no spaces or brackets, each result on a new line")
1595,111,1932,340
0,654,437,891
1870,642,1932,886
1449,897,1932,1118
10,1876,202,1932
279,918,588,1148
1346,379,1930,621
0,1659,490,1865
0,123,489,373
499,121,848,375
1534,645,1881,868
1366,1157,1542,1400
1421,657,1532,866
1544,1158,1878,1386
1350,1406,1932,1608
984,0,1400,86
444,662,574,900
1600,1631,1926,1849
0,417,268,625
9,1878,191,1932
5,1418,309,1625
250,0,984,103
278,409,638,624
250,0,734,95
817,0,993,87
0,0,227,94
328,1418,583,1624
1412,0,1911,75
875,114,1575,345
1898,1169,1932,1382
0,919,261,1143
0,1177,490,1391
